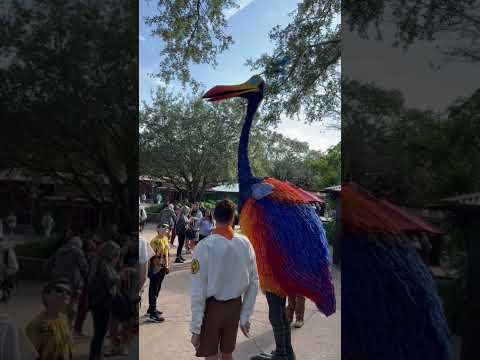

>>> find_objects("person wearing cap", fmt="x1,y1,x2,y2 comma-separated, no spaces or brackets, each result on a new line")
190,200,259,359
147,224,171,322
159,203,176,230
45,236,89,327
26,278,74,360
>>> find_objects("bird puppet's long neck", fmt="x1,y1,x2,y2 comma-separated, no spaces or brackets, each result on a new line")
238,96,262,211
238,97,261,184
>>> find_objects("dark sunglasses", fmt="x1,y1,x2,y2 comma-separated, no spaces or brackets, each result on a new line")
50,286,72,296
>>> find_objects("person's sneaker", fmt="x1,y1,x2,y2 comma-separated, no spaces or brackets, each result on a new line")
104,345,128,357
293,320,304,328
117,345,129,356
146,309,163,316
180,256,186,261
149,313,165,323
174,258,184,263
73,331,89,340
103,346,118,357
250,354,272,360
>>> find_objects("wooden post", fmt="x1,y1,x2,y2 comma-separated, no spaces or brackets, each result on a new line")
333,193,341,266
461,213,480,360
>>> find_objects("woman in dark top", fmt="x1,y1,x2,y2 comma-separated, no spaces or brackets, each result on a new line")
87,241,121,360
198,210,214,241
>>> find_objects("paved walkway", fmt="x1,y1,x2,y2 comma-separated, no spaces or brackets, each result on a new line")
139,224,341,360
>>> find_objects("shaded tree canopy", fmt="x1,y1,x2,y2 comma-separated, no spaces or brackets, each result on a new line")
343,0,480,61
0,0,138,232
343,79,480,206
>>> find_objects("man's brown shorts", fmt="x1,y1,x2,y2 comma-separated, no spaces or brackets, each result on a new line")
196,296,242,357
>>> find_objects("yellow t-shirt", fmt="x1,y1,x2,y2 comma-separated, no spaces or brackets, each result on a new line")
26,311,73,360
150,235,170,257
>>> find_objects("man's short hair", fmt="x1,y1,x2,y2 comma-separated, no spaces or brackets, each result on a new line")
214,200,236,224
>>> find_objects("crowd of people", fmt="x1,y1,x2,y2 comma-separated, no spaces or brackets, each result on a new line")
139,199,308,360
0,197,313,360
23,226,141,360
139,201,217,324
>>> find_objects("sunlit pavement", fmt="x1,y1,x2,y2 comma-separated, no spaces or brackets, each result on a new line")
139,222,341,360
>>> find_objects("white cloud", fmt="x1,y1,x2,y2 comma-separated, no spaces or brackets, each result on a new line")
277,115,340,152
224,0,255,20
139,34,146,41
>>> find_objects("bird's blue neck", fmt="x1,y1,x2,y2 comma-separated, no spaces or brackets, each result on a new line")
238,96,262,212
238,97,261,184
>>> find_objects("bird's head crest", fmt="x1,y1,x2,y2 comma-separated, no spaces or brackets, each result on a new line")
202,75,265,102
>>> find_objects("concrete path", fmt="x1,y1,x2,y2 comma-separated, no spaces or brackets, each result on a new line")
139,224,341,360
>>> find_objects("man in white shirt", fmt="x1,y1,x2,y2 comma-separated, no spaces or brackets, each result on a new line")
128,228,155,360
139,229,155,296
190,200,259,360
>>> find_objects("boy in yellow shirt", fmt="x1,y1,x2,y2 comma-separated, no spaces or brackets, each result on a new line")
150,223,170,257
147,224,170,322
26,279,74,360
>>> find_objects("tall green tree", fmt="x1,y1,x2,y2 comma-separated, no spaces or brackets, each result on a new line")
343,0,480,61
248,0,340,125
342,80,480,205
140,89,241,202
144,0,237,87
0,0,138,232
145,0,340,124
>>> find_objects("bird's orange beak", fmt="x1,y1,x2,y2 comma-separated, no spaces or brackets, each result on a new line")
203,81,258,102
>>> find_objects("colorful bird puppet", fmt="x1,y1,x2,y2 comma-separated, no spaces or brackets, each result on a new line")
203,75,335,316
342,182,452,360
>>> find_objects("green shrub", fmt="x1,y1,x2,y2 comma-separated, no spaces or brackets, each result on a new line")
15,237,63,259
145,204,164,214
323,220,336,245
200,200,217,210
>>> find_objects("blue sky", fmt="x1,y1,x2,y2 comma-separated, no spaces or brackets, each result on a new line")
139,0,340,151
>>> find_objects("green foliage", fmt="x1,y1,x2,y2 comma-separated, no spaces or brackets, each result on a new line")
248,125,340,191
15,237,63,259
0,0,138,232
323,220,336,245
248,0,340,125
343,0,480,61
145,205,164,214
145,0,340,124
140,88,242,202
343,80,480,205
199,200,218,209
144,0,237,87
140,86,341,197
